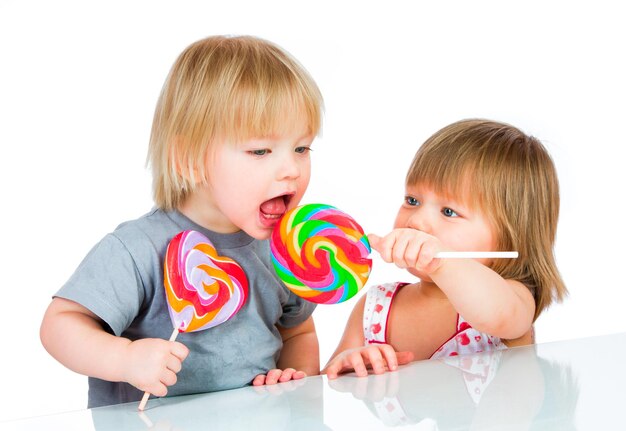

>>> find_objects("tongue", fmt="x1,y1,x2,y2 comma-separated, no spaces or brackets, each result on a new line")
260,197,286,216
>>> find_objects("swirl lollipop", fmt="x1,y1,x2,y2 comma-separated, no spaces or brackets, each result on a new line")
139,230,248,410
164,230,248,332
270,203,372,304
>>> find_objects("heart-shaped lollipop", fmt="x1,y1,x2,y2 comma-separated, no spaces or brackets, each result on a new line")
164,230,248,332
270,203,372,304
139,230,248,410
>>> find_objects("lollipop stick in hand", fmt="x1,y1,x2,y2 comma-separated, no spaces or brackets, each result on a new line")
137,327,180,411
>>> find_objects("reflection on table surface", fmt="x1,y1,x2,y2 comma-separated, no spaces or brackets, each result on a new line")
5,332,625,430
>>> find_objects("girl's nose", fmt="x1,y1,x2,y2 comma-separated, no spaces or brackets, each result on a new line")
406,210,432,234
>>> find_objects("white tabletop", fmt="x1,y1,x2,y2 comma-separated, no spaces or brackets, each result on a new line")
4,332,624,430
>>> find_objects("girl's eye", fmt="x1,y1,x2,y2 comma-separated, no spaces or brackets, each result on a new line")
442,207,459,217
405,196,419,206
295,146,312,154
250,149,268,156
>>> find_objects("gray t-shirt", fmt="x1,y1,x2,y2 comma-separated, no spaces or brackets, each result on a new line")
55,208,316,408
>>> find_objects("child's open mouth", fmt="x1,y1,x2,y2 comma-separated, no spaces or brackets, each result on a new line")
260,194,293,226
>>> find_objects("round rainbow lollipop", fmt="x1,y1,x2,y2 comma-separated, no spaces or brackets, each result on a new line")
139,230,248,410
270,203,372,304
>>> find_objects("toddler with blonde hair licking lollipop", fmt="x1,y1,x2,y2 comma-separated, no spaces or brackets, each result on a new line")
40,35,324,408
324,119,567,379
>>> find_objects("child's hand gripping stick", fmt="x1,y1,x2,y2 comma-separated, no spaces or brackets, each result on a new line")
270,204,372,304
138,230,248,410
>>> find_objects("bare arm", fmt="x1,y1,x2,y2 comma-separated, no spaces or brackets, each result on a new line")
40,297,188,396
322,295,414,379
370,230,535,340
325,295,367,366
431,259,535,339
251,316,319,386
277,316,319,375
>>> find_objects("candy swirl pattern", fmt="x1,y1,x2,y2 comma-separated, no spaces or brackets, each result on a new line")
164,230,248,332
270,204,372,304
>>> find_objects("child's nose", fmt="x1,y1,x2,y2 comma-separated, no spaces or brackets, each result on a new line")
277,154,301,180
407,210,432,234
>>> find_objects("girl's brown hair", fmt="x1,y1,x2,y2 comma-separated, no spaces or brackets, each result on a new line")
407,119,566,319
147,35,324,210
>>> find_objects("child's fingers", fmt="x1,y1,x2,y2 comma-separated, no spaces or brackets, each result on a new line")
416,241,442,273
371,230,424,267
403,236,424,268
252,374,267,386
324,351,368,379
278,368,296,382
323,359,347,380
171,341,189,361
160,369,178,387
391,234,412,268
369,232,396,263
144,379,169,397
367,233,381,249
292,370,306,380
264,369,283,385
166,355,183,373
416,241,436,267
395,351,415,365
346,351,369,377
377,344,400,371
371,344,410,372
368,233,392,262
322,363,338,380
277,368,306,382
362,347,386,375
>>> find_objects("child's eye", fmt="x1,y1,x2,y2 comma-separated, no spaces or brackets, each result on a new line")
249,149,269,156
405,196,420,206
442,207,459,217
295,146,312,154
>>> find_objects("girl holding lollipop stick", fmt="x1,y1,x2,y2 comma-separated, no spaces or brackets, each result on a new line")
324,119,567,379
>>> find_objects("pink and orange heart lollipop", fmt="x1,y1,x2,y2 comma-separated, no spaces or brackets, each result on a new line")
138,230,248,410
164,230,248,332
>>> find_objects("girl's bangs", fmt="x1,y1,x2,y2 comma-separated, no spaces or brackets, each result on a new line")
407,152,483,209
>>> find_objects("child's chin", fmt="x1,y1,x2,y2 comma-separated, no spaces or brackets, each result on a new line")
245,225,273,241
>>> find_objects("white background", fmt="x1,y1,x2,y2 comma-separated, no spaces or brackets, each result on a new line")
1,0,625,423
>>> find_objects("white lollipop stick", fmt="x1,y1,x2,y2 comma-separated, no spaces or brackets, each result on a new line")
137,327,180,411
435,251,518,258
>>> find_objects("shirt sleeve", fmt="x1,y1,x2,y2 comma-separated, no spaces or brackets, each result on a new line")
278,289,317,328
54,234,145,336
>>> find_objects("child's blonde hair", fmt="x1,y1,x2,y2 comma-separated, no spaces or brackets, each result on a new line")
147,35,324,210
407,119,567,320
